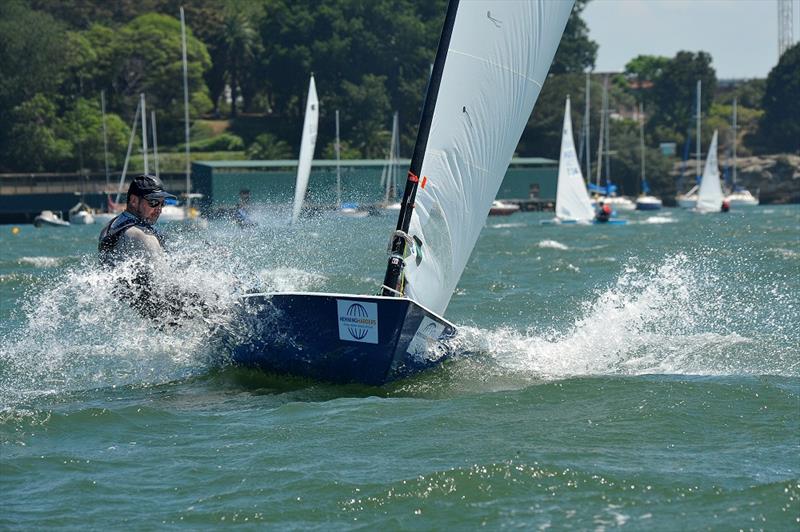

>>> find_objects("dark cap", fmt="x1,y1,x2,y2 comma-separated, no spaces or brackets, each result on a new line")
128,174,177,201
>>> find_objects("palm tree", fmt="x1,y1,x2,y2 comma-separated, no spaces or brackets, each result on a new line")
221,5,260,118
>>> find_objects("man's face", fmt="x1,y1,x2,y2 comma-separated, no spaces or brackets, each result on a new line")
131,195,164,224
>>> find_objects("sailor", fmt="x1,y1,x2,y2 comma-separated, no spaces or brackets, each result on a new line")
595,201,612,223
234,188,255,227
98,174,182,321
99,174,174,264
721,199,731,213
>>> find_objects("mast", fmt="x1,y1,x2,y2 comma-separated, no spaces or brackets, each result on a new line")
101,90,110,190
140,93,149,175
595,76,606,189
335,109,341,207
381,0,460,296
603,76,611,194
639,102,646,194
584,72,591,184
732,97,738,187
151,110,160,179
115,101,142,204
696,79,701,181
180,7,192,209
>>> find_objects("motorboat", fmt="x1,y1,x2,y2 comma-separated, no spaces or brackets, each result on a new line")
68,202,95,225
725,188,758,207
489,200,520,216
635,195,663,210
33,210,70,227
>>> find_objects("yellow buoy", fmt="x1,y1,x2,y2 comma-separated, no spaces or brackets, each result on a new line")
11,226,20,235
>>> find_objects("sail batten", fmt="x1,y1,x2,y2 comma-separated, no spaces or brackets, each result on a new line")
394,0,574,315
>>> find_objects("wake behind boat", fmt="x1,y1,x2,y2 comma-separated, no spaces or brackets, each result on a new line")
227,0,575,385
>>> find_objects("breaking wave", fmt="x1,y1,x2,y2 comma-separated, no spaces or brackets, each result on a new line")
452,251,798,381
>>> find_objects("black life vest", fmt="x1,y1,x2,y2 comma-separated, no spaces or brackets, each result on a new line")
98,212,165,265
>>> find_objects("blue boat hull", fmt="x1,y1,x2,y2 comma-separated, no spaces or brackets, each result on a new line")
225,292,457,385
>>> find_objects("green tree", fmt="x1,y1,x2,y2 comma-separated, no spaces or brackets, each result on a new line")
60,97,130,172
648,51,717,148
550,0,598,74
6,94,72,171
758,43,800,153
246,133,292,160
111,13,213,143
0,1,68,170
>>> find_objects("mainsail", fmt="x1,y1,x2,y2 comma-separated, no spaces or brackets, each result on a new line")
556,96,595,222
696,130,723,213
396,1,574,315
291,75,319,222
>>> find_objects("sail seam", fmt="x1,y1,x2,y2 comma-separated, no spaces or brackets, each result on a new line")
448,49,543,88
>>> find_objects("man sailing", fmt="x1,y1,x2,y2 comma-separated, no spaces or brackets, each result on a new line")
98,174,201,322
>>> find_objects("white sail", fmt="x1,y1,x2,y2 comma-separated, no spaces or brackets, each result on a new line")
696,130,723,213
555,96,595,222
291,75,319,222
403,1,574,315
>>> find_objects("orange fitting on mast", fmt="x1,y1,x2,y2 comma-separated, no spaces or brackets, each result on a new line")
408,171,419,183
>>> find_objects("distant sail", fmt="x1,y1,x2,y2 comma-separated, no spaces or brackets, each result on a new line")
556,96,595,222
696,130,723,213
403,1,574,314
291,76,319,222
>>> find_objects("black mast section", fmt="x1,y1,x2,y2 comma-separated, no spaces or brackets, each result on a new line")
381,0,460,297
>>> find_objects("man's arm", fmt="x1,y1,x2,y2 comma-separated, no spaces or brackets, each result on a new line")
117,226,164,259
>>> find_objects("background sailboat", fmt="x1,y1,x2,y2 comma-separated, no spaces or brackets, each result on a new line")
378,111,402,212
635,103,662,210
544,96,595,224
228,0,574,384
724,98,758,207
291,75,319,223
590,76,635,212
695,130,724,213
677,80,703,208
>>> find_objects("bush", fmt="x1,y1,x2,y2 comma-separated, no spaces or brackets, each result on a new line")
178,132,244,152
246,133,292,160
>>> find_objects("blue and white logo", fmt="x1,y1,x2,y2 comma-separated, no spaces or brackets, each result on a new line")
407,316,445,359
337,300,378,344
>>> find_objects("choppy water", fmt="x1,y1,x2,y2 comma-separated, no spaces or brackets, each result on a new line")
1,205,798,529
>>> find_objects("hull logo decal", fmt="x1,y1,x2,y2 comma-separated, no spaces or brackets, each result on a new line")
337,300,379,344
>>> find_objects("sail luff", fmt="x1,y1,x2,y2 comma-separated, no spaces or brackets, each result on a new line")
381,0,461,296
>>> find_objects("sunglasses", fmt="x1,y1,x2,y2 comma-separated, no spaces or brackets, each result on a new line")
146,198,164,208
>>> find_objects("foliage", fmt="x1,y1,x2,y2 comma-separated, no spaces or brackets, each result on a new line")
180,132,245,152
757,43,800,154
550,0,598,74
647,51,717,149
246,133,293,160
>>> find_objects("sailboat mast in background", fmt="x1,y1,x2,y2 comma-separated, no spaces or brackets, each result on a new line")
696,79,701,180
140,93,149,175
151,110,159,179
180,6,192,210
335,109,341,207
583,72,591,184
101,90,110,190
